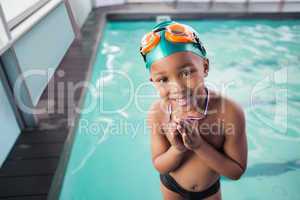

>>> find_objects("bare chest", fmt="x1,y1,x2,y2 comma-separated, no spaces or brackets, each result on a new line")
196,116,225,150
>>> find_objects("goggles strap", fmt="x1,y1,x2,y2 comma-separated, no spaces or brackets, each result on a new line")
193,32,206,56
140,47,147,62
153,27,166,33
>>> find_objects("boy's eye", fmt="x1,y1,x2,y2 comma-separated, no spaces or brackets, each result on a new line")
156,77,168,83
181,69,194,77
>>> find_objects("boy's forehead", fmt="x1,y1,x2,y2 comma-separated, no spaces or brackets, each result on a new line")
150,51,203,74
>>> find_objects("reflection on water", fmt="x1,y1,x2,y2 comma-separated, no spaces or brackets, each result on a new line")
245,160,300,178
221,160,300,181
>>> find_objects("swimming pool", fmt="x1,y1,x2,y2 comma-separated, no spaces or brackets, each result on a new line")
53,20,300,199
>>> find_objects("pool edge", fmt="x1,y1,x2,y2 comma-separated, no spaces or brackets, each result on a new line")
47,11,107,200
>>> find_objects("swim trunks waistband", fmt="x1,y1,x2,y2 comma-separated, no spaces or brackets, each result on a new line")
160,173,220,200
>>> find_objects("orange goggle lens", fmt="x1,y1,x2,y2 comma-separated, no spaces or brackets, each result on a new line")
140,32,160,55
165,23,195,43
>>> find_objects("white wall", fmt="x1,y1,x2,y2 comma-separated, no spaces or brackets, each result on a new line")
12,3,74,106
68,0,92,28
93,0,125,7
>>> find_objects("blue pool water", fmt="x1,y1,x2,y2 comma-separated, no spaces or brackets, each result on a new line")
57,20,300,199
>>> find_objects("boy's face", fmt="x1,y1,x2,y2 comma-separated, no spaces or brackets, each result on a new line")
150,51,209,108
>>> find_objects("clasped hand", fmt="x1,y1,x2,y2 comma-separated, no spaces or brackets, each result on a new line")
162,118,205,152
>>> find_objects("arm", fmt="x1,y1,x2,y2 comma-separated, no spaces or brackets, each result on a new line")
147,101,187,174
193,102,247,180
152,146,186,174
180,100,248,180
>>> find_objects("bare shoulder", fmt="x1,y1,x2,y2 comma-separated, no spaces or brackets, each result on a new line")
223,95,244,118
208,89,245,135
218,95,246,136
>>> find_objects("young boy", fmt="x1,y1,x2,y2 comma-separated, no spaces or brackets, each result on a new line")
140,21,248,200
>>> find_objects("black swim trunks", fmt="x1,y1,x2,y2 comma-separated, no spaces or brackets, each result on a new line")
160,173,220,200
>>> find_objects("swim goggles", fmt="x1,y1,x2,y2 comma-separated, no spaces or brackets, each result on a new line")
139,22,206,64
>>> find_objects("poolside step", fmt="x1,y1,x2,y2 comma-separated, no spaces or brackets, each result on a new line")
0,129,68,199
0,175,52,198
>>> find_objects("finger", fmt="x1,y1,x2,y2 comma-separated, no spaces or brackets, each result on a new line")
165,133,172,143
179,127,190,141
189,122,198,139
182,133,192,147
172,131,184,146
177,124,185,135
183,134,194,150
165,132,175,145
186,131,193,141
182,133,188,146
168,133,176,142
184,119,198,138
178,122,191,141
172,132,180,145
179,119,188,128
170,122,179,132
171,130,182,143
179,120,191,133
182,120,194,133
171,130,179,139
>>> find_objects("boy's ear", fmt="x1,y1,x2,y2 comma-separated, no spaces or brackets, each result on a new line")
203,58,209,77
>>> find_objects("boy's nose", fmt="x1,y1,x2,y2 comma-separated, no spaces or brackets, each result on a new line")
169,80,185,94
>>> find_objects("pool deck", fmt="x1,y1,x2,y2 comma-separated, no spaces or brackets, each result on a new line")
0,2,300,199
0,8,105,200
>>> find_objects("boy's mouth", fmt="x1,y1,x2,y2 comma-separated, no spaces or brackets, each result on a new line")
176,97,189,106
170,94,193,107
